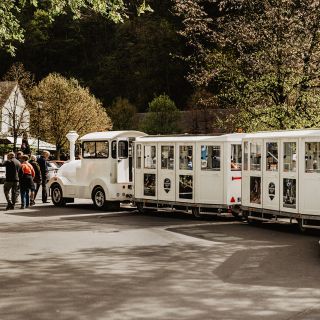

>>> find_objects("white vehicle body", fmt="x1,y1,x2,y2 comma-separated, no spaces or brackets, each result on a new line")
49,131,145,208
134,133,244,216
242,129,320,230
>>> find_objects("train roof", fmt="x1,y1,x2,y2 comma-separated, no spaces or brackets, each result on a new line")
80,131,146,141
135,133,245,143
244,128,320,139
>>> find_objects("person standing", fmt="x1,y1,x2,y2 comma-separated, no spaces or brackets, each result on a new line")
29,155,41,206
35,150,50,203
21,133,31,155
3,152,21,210
18,155,35,209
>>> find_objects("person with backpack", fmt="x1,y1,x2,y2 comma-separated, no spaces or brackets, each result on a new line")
19,155,35,209
29,155,41,206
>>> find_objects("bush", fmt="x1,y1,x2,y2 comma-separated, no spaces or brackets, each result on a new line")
140,94,181,134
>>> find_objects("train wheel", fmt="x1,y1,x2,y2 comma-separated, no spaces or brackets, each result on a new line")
51,184,66,207
192,207,201,218
92,187,107,210
297,218,307,233
136,202,145,214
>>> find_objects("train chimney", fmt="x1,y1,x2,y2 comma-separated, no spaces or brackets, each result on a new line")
66,131,79,161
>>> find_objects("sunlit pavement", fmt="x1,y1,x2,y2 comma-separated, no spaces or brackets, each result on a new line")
0,187,320,320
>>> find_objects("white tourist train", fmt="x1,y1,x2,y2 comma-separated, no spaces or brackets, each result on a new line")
49,130,145,209
133,133,244,216
242,129,320,231
50,128,320,231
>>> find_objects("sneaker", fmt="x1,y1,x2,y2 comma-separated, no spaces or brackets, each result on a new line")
20,205,25,209
5,204,12,211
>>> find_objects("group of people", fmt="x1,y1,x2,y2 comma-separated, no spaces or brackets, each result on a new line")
4,150,50,210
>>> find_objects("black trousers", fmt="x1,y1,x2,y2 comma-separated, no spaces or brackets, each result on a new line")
34,179,47,203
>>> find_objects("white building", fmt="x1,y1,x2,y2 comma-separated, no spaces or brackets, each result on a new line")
0,81,29,134
0,81,55,152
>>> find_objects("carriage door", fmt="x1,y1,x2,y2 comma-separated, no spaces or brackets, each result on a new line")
196,143,223,204
158,144,175,201
142,144,157,200
117,138,129,183
176,143,195,203
280,139,298,213
263,140,280,211
248,140,263,209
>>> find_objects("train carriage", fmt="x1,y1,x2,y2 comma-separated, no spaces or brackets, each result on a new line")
134,133,244,217
242,129,320,230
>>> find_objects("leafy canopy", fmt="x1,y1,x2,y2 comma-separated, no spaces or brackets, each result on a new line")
175,0,320,132
0,0,152,55
140,94,181,134
30,73,112,153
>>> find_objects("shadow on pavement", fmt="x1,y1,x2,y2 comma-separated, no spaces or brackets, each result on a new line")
1,244,320,320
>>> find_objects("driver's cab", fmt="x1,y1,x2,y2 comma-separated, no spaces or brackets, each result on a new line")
79,131,145,189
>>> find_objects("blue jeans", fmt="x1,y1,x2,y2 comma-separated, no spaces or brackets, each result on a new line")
20,188,30,208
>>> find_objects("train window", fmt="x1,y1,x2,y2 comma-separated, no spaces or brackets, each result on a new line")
144,145,156,169
83,142,96,158
161,146,174,170
231,144,242,171
96,141,109,158
250,142,262,171
136,144,142,169
283,142,296,172
144,173,156,196
243,141,249,171
305,142,320,173
179,146,193,170
201,145,220,171
179,175,193,199
118,141,128,158
266,142,278,171
111,141,117,159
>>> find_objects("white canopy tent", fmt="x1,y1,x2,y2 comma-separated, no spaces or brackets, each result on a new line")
0,136,56,151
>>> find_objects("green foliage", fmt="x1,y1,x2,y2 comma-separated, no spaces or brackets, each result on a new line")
0,0,152,55
108,97,137,130
140,94,181,134
30,73,112,153
175,0,320,132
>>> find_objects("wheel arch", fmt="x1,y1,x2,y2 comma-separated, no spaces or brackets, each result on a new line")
90,179,109,200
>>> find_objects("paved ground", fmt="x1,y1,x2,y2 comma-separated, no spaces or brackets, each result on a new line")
0,189,320,320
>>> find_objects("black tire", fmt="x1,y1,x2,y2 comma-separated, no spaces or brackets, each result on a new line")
136,202,145,214
296,218,307,233
92,187,107,210
192,207,201,218
51,183,66,207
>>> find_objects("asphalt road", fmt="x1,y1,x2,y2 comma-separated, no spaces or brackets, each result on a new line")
0,195,320,320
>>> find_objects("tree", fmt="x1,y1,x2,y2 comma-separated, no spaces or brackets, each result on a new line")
30,73,112,156
0,0,152,55
108,97,137,130
2,63,35,150
174,0,320,132
139,94,181,134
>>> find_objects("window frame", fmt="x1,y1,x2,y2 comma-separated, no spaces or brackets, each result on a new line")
201,145,221,171
82,141,109,159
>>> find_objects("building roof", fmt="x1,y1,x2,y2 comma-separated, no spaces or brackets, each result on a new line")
0,81,17,107
80,131,146,141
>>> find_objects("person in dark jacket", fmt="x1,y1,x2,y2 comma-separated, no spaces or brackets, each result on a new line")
3,152,21,210
21,132,31,155
29,155,42,206
18,155,35,209
35,150,50,203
